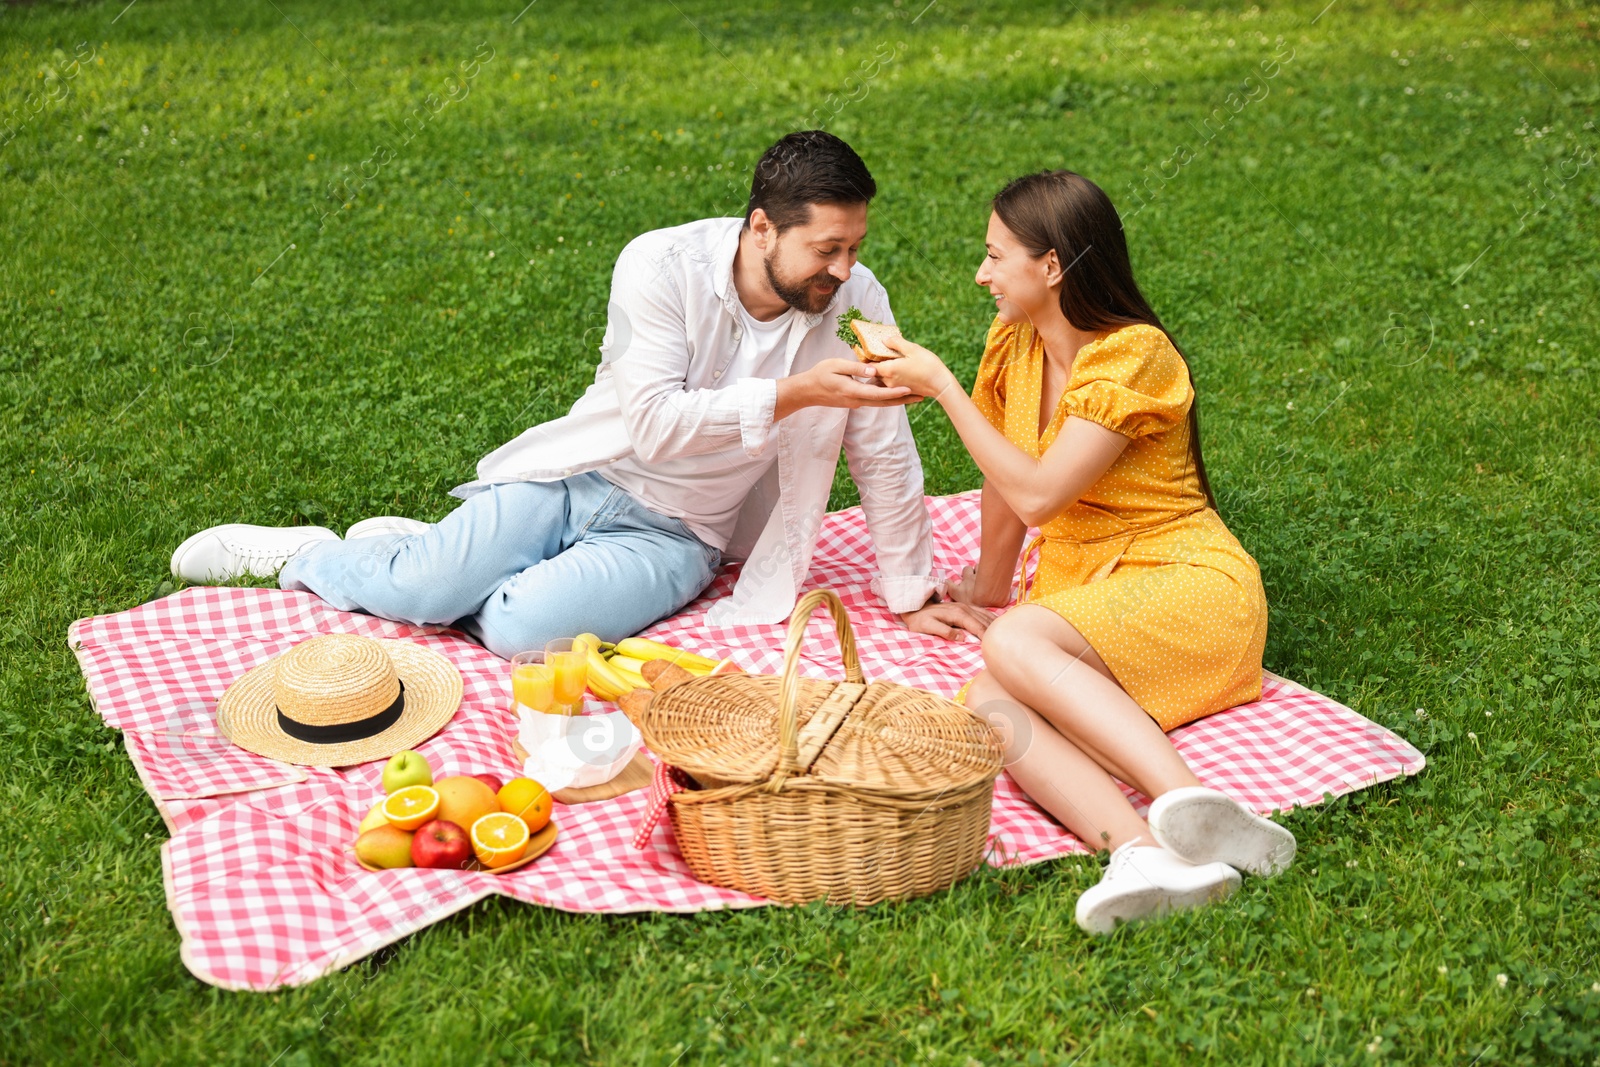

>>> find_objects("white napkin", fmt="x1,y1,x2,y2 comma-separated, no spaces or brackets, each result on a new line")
516,704,642,793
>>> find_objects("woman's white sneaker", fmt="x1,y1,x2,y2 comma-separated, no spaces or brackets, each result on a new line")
1147,786,1297,876
1074,843,1240,935
170,524,339,583
345,516,430,540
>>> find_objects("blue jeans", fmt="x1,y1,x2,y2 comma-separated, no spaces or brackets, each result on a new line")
279,472,721,660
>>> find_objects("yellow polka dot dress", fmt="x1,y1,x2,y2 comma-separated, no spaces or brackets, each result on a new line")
966,318,1268,731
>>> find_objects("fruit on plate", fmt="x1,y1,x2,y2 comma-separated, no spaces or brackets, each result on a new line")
497,777,553,833
471,812,531,868
383,750,433,794
471,773,504,794
355,824,415,869
382,785,441,831
411,819,473,869
358,801,389,834
434,775,500,831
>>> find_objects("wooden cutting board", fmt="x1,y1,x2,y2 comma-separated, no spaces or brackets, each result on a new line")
510,736,654,805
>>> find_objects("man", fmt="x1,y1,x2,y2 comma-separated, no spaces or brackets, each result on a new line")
171,131,992,657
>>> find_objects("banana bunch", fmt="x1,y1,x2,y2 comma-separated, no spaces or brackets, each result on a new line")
574,634,724,702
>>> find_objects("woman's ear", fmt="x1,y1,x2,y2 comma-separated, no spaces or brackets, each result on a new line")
1041,248,1065,288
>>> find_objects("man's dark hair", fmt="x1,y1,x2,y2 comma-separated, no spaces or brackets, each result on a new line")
744,130,876,233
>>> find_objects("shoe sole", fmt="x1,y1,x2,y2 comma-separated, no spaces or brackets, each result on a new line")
1148,788,1297,877
1076,868,1241,935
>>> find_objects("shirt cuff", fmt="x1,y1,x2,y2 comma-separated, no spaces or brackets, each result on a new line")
873,573,946,615
737,377,778,458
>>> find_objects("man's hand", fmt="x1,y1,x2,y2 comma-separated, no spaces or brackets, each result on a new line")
775,359,922,422
898,599,995,642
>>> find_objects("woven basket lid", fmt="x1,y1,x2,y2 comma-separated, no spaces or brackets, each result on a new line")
634,590,1003,794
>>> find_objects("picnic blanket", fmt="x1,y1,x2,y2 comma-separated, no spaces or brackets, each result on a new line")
69,490,1425,991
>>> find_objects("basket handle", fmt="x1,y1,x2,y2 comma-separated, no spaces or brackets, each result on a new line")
772,589,864,785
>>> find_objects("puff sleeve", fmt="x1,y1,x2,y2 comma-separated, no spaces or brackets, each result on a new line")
969,317,1020,432
1061,324,1192,439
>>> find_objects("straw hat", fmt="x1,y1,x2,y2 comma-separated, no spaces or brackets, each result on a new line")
217,633,462,767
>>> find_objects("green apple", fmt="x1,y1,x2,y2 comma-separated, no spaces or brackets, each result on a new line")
382,750,432,794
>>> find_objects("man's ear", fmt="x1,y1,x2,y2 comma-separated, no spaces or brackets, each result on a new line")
747,208,777,252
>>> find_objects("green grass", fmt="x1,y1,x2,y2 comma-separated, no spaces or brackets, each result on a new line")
3,0,1598,1062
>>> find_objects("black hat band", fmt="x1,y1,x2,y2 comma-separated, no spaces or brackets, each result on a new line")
276,681,405,745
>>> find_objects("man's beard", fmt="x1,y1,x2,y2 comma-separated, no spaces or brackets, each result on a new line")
764,252,840,314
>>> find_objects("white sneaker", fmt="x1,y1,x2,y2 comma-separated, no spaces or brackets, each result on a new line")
345,516,431,540
170,524,339,583
1075,843,1240,935
1147,786,1297,877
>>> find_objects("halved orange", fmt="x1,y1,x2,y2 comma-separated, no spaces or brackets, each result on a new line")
497,777,552,833
471,812,530,868
382,785,440,831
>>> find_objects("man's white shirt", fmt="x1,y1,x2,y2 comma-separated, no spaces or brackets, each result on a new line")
450,216,941,626
599,298,796,551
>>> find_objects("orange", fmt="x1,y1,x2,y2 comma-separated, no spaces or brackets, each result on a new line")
470,812,530,868
497,777,552,833
382,785,440,830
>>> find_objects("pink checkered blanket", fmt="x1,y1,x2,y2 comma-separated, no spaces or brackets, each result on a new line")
69,490,1423,990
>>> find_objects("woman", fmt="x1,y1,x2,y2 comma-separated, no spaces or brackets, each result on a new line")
875,171,1295,934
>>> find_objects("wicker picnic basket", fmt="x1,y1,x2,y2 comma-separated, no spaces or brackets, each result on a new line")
634,589,1005,906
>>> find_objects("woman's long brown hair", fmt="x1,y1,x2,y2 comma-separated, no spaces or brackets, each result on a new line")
991,170,1219,515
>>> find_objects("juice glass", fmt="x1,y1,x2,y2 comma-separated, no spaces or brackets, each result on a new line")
510,651,556,716
544,638,590,715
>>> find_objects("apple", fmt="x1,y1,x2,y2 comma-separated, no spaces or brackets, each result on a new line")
411,819,472,869
471,773,504,794
383,750,433,794
355,825,414,869
434,775,500,832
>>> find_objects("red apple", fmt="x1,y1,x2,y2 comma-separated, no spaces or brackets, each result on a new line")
471,773,504,794
410,819,472,869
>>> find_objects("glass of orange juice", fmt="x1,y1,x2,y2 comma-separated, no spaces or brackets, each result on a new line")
544,637,590,715
510,651,556,716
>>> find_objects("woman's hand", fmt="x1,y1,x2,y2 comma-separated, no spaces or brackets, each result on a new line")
874,335,962,401
945,565,1013,609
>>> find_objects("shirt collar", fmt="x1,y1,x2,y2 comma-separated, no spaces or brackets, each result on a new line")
712,217,744,308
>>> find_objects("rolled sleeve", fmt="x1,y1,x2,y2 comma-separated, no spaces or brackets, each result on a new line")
736,376,778,458
874,573,946,615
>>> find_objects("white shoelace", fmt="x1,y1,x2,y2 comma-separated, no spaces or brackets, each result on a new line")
221,539,296,569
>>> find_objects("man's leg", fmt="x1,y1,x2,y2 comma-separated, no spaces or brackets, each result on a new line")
467,491,721,659
279,479,578,626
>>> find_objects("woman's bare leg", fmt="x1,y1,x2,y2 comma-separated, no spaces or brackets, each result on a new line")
981,605,1202,801
964,670,1151,852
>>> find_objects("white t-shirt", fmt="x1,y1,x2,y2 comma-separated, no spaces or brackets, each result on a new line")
599,301,797,550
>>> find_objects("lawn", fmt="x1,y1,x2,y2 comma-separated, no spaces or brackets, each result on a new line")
3,0,1598,1062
